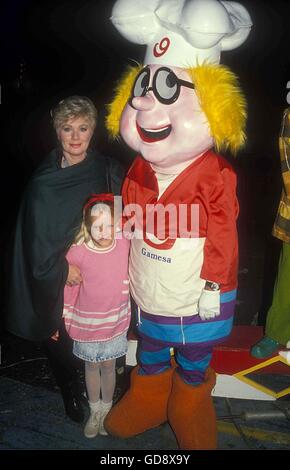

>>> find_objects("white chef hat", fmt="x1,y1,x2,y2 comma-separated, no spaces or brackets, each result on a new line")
111,0,252,67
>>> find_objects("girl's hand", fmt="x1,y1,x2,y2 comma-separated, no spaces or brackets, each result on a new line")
66,264,82,286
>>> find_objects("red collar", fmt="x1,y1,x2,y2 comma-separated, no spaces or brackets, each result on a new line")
122,150,216,249
125,150,214,205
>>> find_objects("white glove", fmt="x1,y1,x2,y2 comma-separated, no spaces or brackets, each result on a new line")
198,289,220,321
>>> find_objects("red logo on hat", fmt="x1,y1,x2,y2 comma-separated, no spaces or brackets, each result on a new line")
153,37,170,57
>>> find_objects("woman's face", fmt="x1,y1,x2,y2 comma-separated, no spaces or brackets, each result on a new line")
57,116,94,164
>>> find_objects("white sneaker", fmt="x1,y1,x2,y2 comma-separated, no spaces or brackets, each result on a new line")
84,410,100,438
99,401,112,436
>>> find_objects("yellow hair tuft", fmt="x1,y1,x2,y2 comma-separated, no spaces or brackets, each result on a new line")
187,64,247,154
105,64,143,139
105,62,247,154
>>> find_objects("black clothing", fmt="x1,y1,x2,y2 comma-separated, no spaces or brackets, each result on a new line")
5,147,124,422
42,320,79,387
6,148,124,341
43,319,85,423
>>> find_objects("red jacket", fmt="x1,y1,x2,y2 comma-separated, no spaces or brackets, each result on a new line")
122,150,239,292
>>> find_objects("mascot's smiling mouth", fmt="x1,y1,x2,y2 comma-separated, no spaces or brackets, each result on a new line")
136,123,172,143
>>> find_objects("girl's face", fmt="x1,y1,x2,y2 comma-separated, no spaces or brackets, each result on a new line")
57,116,94,164
90,207,115,249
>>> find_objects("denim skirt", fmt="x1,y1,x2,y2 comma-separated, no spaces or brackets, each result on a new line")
73,332,128,363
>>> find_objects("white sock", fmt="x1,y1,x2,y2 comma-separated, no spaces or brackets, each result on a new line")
99,400,112,436
101,400,112,412
89,400,101,413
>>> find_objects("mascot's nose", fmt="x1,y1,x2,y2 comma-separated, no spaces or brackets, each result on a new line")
131,93,155,111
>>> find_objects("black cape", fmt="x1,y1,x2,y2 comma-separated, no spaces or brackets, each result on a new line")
6,149,124,341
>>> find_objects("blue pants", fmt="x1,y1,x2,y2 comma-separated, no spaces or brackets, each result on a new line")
136,290,236,384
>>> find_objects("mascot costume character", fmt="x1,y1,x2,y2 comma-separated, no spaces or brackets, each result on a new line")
105,0,252,449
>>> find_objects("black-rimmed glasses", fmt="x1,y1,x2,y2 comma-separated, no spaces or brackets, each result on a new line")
130,66,195,106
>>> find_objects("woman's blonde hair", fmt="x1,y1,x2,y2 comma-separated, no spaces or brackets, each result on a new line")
51,95,98,130
105,63,247,154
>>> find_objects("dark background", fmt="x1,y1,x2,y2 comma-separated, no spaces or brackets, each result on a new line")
0,0,290,330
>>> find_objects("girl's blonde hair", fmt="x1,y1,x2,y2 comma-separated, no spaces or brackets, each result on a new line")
105,63,246,154
74,199,114,245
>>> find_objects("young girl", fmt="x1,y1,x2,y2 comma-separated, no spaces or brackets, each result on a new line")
63,193,130,438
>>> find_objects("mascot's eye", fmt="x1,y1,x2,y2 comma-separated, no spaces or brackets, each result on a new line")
166,72,177,89
154,68,179,102
132,68,150,98
130,66,194,106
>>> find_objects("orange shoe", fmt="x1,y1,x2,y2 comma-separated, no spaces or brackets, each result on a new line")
104,366,174,438
168,368,217,450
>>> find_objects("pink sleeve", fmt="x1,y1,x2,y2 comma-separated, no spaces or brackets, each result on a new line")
65,244,82,266
63,284,80,311
63,245,82,315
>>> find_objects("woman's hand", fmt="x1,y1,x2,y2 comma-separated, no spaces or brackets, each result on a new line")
51,330,60,341
66,264,82,286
